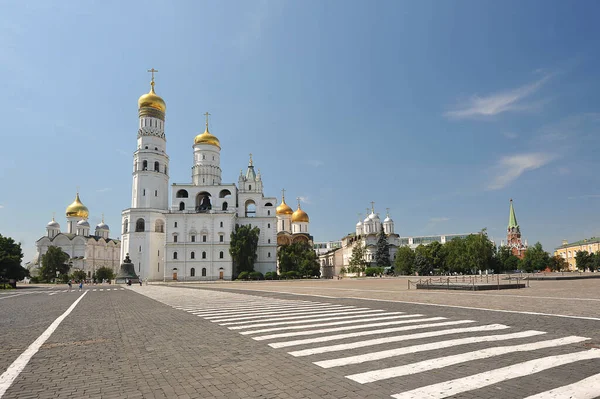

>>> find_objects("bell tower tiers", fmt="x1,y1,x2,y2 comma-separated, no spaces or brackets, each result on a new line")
131,69,169,209
192,112,222,186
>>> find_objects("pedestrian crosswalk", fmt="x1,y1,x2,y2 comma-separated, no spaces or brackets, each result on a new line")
138,288,600,398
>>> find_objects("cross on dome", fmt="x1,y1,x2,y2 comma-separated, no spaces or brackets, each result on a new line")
147,68,158,87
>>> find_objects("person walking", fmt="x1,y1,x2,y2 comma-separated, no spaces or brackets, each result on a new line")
67,281,72,292
78,281,83,291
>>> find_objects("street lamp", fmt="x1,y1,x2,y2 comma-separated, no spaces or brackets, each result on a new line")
56,270,60,284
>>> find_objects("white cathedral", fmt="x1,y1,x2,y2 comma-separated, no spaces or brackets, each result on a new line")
34,194,121,278
120,75,292,281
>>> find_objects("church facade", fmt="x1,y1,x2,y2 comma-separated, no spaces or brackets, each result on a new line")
120,75,277,281
34,193,121,278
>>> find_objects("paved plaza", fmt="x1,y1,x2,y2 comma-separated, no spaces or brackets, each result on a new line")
1,278,599,398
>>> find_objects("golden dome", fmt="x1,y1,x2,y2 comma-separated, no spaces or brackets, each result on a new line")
276,198,293,215
292,206,309,223
65,193,89,219
194,127,221,148
138,83,166,113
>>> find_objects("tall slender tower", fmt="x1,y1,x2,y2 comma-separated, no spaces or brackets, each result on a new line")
121,69,169,280
506,199,527,259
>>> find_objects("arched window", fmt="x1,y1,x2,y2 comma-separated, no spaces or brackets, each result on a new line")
173,251,178,260
154,161,159,171
155,219,164,233
202,268,207,277
176,189,188,198
142,160,148,170
249,185,252,190
190,268,195,277
202,251,206,259
222,202,228,211
191,251,195,259
135,218,145,232
179,202,185,211
123,219,128,234
219,189,232,198
145,146,148,149
219,251,224,259
220,221,223,228
245,200,256,217
196,192,211,212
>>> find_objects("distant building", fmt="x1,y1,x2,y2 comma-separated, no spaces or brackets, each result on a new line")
501,199,528,259
554,238,600,271
313,240,342,256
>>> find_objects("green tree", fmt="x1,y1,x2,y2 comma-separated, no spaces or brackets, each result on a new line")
229,224,260,278
375,226,391,267
94,267,115,282
40,246,70,282
444,237,469,274
394,246,415,275
0,234,28,285
519,242,550,273
495,246,513,273
575,250,593,272
427,241,446,273
70,269,87,282
278,242,320,277
414,245,433,276
464,229,496,273
348,242,368,275
548,255,568,272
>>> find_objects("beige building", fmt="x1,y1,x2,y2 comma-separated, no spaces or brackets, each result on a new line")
318,247,343,278
554,237,600,271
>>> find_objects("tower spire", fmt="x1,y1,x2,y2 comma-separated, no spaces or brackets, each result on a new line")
508,199,519,229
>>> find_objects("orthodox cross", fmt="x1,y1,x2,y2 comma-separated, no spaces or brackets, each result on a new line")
281,188,286,200
147,68,158,84
370,201,375,213
386,207,390,217
204,112,210,129
297,197,301,208
249,153,253,166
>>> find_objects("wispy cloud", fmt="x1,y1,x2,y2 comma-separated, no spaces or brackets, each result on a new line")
298,196,311,205
96,188,112,193
536,113,600,144
306,160,324,168
445,75,551,119
503,132,518,139
0,204,4,209
568,194,600,200
488,152,556,190
429,217,450,223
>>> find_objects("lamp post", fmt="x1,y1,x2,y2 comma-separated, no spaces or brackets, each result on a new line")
56,270,60,284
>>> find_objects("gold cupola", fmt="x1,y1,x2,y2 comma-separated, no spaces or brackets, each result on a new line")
138,69,166,119
292,198,309,223
65,192,89,219
276,189,293,215
194,112,221,148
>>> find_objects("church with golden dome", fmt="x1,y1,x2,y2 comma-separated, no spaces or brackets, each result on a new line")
275,190,312,243
33,192,121,278
120,72,279,281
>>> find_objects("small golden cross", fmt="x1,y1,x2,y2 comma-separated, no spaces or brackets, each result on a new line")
204,112,210,129
147,68,158,83
249,153,253,166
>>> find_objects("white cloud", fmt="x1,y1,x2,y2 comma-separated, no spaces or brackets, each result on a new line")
488,152,556,190
0,204,4,209
503,132,518,139
429,217,450,223
445,75,551,119
96,188,112,193
298,196,311,205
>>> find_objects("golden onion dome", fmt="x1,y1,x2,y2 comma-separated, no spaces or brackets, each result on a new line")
138,83,166,113
292,206,309,223
276,198,293,215
65,193,89,219
194,126,221,148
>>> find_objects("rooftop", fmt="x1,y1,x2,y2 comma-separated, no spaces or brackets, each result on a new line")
555,237,600,250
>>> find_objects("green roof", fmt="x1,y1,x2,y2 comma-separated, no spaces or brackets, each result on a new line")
555,237,600,250
508,199,519,229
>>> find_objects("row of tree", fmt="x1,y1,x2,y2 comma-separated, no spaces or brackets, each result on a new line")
573,250,600,272
346,228,569,276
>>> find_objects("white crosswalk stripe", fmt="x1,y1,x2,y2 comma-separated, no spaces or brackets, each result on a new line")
134,287,598,399
522,371,600,399
317,330,548,369
347,335,589,383
391,349,600,399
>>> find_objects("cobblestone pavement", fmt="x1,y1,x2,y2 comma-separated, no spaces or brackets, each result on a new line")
1,281,600,398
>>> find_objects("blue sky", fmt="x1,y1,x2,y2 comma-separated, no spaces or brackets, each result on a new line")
2,0,600,263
